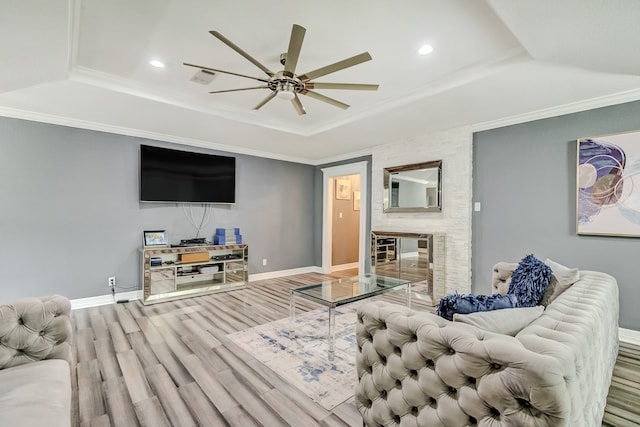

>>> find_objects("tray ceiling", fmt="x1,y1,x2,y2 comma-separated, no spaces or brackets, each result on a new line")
1,0,639,163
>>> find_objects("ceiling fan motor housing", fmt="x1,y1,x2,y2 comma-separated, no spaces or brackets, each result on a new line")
268,71,304,94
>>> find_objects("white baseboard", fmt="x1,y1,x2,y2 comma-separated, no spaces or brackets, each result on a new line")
331,262,358,272
249,266,322,282
70,267,324,309
619,327,640,345
70,291,141,310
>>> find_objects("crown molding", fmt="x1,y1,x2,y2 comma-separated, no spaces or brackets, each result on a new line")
0,104,374,165
311,147,372,166
0,106,315,164
472,87,640,132
5,79,640,166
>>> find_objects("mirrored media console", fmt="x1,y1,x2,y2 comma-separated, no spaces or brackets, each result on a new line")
141,244,248,304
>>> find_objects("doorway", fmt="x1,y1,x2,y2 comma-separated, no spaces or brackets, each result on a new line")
321,162,368,275
330,173,360,273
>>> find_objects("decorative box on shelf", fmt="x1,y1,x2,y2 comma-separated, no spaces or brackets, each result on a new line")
214,228,242,244
180,252,209,263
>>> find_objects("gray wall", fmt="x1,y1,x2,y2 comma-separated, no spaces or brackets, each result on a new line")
473,100,640,329
0,117,315,301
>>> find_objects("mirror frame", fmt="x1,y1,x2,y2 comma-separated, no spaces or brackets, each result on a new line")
383,160,442,213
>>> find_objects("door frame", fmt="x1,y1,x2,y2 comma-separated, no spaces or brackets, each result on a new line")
321,161,368,274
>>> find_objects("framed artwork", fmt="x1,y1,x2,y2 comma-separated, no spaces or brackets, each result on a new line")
143,230,168,246
335,178,351,200
353,191,361,211
577,131,640,237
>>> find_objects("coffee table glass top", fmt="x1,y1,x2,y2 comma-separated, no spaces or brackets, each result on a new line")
291,273,410,306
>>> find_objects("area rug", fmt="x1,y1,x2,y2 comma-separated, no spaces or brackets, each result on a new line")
227,304,361,410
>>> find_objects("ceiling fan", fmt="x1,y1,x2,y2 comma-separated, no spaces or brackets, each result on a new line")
184,24,379,115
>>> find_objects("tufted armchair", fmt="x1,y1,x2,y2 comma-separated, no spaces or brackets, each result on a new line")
0,295,73,426
0,294,73,368
355,269,619,426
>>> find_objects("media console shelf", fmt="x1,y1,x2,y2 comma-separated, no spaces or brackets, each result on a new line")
372,236,397,262
141,244,248,305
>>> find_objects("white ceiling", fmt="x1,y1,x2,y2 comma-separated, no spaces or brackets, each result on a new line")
2,0,640,164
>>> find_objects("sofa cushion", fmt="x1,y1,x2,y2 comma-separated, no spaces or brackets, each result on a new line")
540,259,580,306
508,254,553,307
0,359,71,427
453,306,544,336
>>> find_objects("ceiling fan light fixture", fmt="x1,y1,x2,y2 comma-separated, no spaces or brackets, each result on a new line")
277,90,296,101
150,59,165,68
276,81,296,100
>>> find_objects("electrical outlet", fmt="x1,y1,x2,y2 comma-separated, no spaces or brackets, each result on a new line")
108,277,116,287
262,258,267,266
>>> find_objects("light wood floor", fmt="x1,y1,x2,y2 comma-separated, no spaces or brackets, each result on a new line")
71,272,430,426
603,341,640,426
71,273,639,426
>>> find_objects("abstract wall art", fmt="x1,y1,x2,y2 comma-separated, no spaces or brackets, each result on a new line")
577,131,640,237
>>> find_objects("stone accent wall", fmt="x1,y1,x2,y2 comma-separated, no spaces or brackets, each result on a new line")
371,126,472,295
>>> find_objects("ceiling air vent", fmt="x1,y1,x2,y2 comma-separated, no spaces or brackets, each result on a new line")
190,69,216,85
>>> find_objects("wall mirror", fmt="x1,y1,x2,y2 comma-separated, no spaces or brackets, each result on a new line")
383,160,442,212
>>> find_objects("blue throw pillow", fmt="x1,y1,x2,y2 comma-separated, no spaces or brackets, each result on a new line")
507,254,552,307
436,254,552,321
436,293,518,321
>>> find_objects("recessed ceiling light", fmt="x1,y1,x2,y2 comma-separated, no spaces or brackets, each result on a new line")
418,45,434,55
150,59,165,68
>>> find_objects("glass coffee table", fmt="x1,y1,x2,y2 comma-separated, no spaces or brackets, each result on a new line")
289,273,411,360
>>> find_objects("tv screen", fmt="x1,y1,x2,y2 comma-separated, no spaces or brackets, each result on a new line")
140,145,236,203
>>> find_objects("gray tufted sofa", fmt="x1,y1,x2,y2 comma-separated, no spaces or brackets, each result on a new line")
355,269,619,426
0,295,73,426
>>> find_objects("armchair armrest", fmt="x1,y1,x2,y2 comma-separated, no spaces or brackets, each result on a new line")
0,295,72,369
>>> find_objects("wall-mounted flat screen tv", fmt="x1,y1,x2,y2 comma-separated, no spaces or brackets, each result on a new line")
140,144,236,204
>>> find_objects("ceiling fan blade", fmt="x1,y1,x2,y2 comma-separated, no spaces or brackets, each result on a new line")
291,94,306,115
298,52,372,82
283,24,306,77
209,86,268,94
209,31,274,77
183,62,270,83
254,91,277,110
305,82,379,91
302,90,349,109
